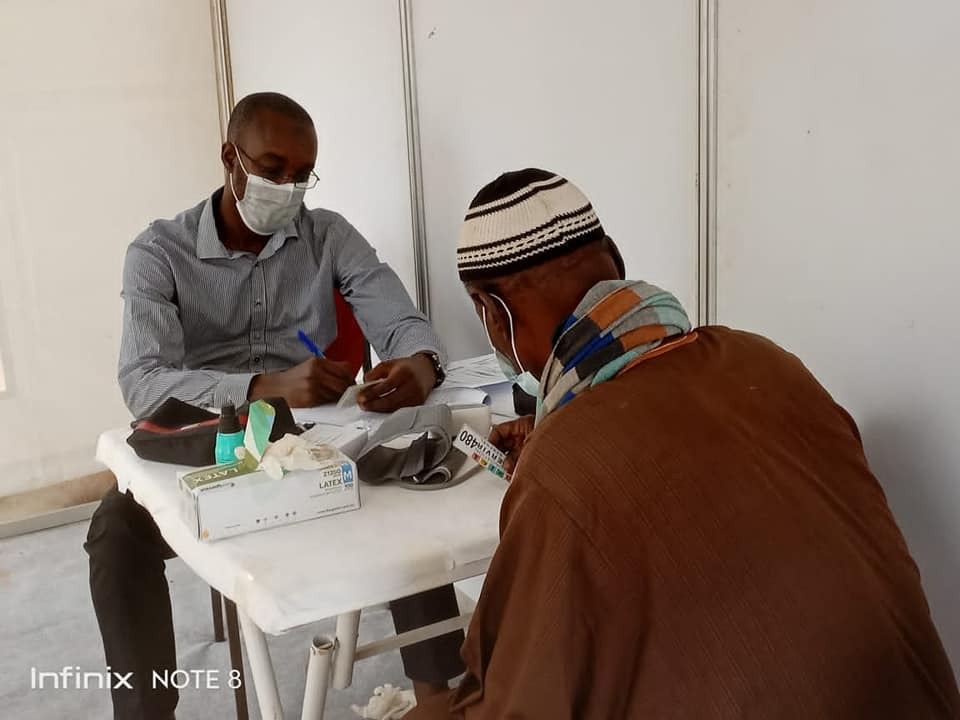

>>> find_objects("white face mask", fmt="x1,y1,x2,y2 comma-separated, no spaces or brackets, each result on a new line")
481,294,540,397
229,145,305,236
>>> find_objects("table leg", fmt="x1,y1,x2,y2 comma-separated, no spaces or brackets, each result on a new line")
301,635,334,720
332,610,361,690
237,609,285,719
224,599,249,720
211,588,226,643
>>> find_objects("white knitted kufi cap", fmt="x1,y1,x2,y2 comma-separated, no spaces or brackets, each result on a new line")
457,168,605,282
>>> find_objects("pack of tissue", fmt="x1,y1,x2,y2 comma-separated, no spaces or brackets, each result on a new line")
178,401,361,542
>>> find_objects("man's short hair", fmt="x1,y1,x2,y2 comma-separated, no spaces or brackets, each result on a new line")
226,92,313,142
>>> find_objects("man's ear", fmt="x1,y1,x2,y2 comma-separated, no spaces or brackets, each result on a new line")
470,290,509,338
220,142,237,172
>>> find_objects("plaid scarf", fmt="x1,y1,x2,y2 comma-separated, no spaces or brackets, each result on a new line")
537,280,693,423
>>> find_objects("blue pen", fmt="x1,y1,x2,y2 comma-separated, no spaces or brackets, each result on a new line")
297,330,326,358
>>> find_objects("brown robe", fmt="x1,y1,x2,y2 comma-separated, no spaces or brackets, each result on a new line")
411,327,959,719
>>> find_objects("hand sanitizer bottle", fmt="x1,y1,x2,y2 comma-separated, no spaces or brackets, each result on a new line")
214,403,244,464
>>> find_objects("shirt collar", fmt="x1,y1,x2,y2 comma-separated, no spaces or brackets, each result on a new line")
196,187,300,261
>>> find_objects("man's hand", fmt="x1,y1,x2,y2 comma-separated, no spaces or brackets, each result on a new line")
357,353,437,413
489,415,535,477
248,357,355,407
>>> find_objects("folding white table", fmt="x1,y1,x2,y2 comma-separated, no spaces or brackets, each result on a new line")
95,428,506,719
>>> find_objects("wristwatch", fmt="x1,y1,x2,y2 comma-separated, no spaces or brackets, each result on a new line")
418,351,446,388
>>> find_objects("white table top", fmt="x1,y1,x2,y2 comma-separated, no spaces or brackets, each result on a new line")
96,429,506,635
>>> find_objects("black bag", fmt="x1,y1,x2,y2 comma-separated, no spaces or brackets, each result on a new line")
126,397,301,467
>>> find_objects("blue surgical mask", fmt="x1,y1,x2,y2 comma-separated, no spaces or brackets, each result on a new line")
514,368,540,398
492,349,541,396
481,295,540,397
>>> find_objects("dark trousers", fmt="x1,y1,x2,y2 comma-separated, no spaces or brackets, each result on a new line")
84,485,465,719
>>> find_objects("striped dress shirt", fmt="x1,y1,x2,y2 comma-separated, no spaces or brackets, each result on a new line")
119,189,444,418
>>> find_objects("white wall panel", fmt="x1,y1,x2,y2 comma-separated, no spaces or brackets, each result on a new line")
718,0,960,674
412,0,700,358
0,0,222,494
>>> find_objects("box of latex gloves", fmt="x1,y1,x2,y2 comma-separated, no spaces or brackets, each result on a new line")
178,400,363,542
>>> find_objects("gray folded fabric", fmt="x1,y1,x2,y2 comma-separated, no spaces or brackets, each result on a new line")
356,406,468,490
406,447,469,491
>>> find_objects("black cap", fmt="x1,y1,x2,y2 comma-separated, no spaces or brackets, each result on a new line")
218,403,242,434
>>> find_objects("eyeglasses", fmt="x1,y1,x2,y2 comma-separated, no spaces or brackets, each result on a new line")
234,144,319,190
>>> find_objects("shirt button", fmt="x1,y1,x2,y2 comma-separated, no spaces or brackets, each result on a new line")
253,356,262,363
254,300,262,306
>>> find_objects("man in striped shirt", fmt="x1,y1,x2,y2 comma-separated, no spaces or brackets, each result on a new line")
85,92,463,719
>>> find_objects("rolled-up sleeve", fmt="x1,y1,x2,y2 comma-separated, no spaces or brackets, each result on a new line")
329,216,446,364
118,240,255,417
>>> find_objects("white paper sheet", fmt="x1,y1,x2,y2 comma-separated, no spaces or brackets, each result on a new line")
444,354,508,389
293,404,384,431
425,386,490,407
294,386,493,431
336,379,388,409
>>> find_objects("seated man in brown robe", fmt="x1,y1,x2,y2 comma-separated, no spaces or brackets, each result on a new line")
410,168,960,719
